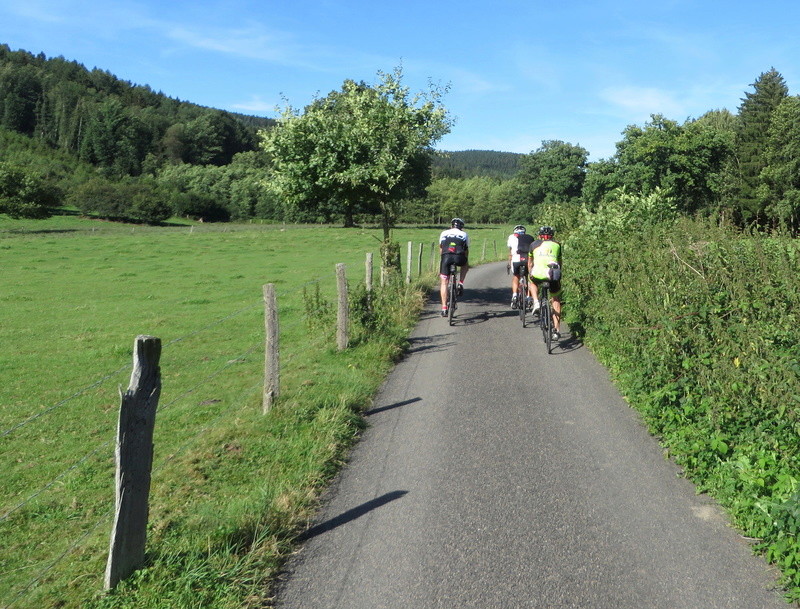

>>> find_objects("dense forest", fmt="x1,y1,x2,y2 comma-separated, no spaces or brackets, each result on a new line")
2,44,800,234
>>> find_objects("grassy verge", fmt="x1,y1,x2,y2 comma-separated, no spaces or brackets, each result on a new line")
563,217,800,601
0,214,505,608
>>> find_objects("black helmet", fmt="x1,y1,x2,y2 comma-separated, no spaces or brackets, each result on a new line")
451,218,465,229
513,225,526,234
538,225,554,237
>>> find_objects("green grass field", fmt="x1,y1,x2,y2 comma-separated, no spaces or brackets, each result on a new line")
0,214,506,608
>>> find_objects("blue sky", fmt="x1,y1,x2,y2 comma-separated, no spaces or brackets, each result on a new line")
1,0,799,160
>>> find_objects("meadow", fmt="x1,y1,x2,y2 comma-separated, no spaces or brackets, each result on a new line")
0,215,506,608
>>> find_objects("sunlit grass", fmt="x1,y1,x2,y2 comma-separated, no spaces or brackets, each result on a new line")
1,214,506,608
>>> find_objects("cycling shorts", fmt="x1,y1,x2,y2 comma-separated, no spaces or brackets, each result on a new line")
440,253,468,277
531,276,562,295
512,261,528,278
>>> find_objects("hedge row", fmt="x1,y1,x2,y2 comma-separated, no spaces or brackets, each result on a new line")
564,217,800,598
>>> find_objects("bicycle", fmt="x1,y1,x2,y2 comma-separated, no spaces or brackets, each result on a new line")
446,262,459,325
537,280,553,354
518,264,530,327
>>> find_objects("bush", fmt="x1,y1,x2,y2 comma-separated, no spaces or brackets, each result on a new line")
565,216,800,598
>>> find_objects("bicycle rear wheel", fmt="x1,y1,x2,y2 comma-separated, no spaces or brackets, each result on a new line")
448,269,457,325
540,287,552,354
519,275,527,327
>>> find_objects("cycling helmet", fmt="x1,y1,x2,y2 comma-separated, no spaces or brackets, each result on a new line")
513,225,526,234
538,225,555,237
451,218,465,229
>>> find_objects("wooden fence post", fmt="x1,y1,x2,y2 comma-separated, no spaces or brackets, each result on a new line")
263,284,279,413
336,263,348,351
482,239,487,262
365,252,373,293
406,241,412,283
105,335,162,590
417,243,424,276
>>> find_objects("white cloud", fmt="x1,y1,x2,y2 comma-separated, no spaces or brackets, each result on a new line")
230,95,277,113
599,85,684,120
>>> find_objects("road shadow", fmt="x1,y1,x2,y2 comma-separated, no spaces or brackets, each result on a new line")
364,397,422,416
405,333,456,354
296,491,409,542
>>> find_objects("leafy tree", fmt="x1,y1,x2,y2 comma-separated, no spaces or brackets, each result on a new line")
612,114,731,214
517,140,588,209
735,68,789,223
262,67,452,247
0,161,58,218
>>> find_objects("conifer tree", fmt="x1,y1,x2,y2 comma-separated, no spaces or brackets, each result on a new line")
736,68,789,223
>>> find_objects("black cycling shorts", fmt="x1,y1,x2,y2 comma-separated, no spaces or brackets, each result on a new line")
440,253,468,276
532,276,562,295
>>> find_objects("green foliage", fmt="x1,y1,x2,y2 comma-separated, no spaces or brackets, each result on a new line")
262,66,452,234
432,149,524,179
0,161,59,218
517,140,588,208
66,176,171,224
735,68,790,222
565,215,800,599
758,96,800,231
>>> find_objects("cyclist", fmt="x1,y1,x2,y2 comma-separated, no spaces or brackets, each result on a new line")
506,224,535,309
438,218,470,317
528,225,563,339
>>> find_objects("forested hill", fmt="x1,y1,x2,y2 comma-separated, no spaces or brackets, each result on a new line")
0,44,274,173
433,149,524,179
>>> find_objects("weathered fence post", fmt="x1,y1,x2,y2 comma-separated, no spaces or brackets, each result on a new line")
417,242,424,277
336,263,348,351
482,239,487,262
365,252,373,293
406,241,412,283
105,335,162,590
493,240,498,259
263,284,279,413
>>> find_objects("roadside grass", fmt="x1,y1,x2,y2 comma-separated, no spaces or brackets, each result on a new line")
0,214,505,608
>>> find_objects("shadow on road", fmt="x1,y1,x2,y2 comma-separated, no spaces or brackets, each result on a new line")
364,397,422,416
296,491,409,542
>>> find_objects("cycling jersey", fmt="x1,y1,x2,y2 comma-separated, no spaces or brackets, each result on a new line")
529,239,561,280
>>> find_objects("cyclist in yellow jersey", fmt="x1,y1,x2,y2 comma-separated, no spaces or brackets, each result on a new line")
528,225,563,339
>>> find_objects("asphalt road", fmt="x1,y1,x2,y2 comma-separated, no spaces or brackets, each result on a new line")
273,261,788,609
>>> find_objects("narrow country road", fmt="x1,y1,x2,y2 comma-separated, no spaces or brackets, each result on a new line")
273,261,787,609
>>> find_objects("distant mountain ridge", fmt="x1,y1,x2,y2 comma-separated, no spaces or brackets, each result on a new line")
433,149,524,179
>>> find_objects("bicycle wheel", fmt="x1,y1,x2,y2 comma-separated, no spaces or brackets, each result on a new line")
519,275,527,327
540,286,552,354
448,270,457,325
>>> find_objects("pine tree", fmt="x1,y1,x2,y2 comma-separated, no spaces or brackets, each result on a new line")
736,68,789,223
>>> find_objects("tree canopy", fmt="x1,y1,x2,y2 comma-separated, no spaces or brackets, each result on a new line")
261,67,452,237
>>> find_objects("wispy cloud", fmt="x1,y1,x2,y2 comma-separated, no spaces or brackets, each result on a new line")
230,95,277,113
599,85,685,120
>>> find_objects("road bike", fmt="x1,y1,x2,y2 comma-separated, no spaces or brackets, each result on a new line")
537,280,553,354
518,264,531,327
446,262,459,325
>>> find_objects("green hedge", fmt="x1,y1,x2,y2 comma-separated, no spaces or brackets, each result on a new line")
564,217,800,598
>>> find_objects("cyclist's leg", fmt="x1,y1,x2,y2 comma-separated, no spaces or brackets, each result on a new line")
439,256,450,311
550,280,562,333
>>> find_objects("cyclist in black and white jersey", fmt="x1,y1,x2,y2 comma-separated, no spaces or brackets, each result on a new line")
438,217,470,317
